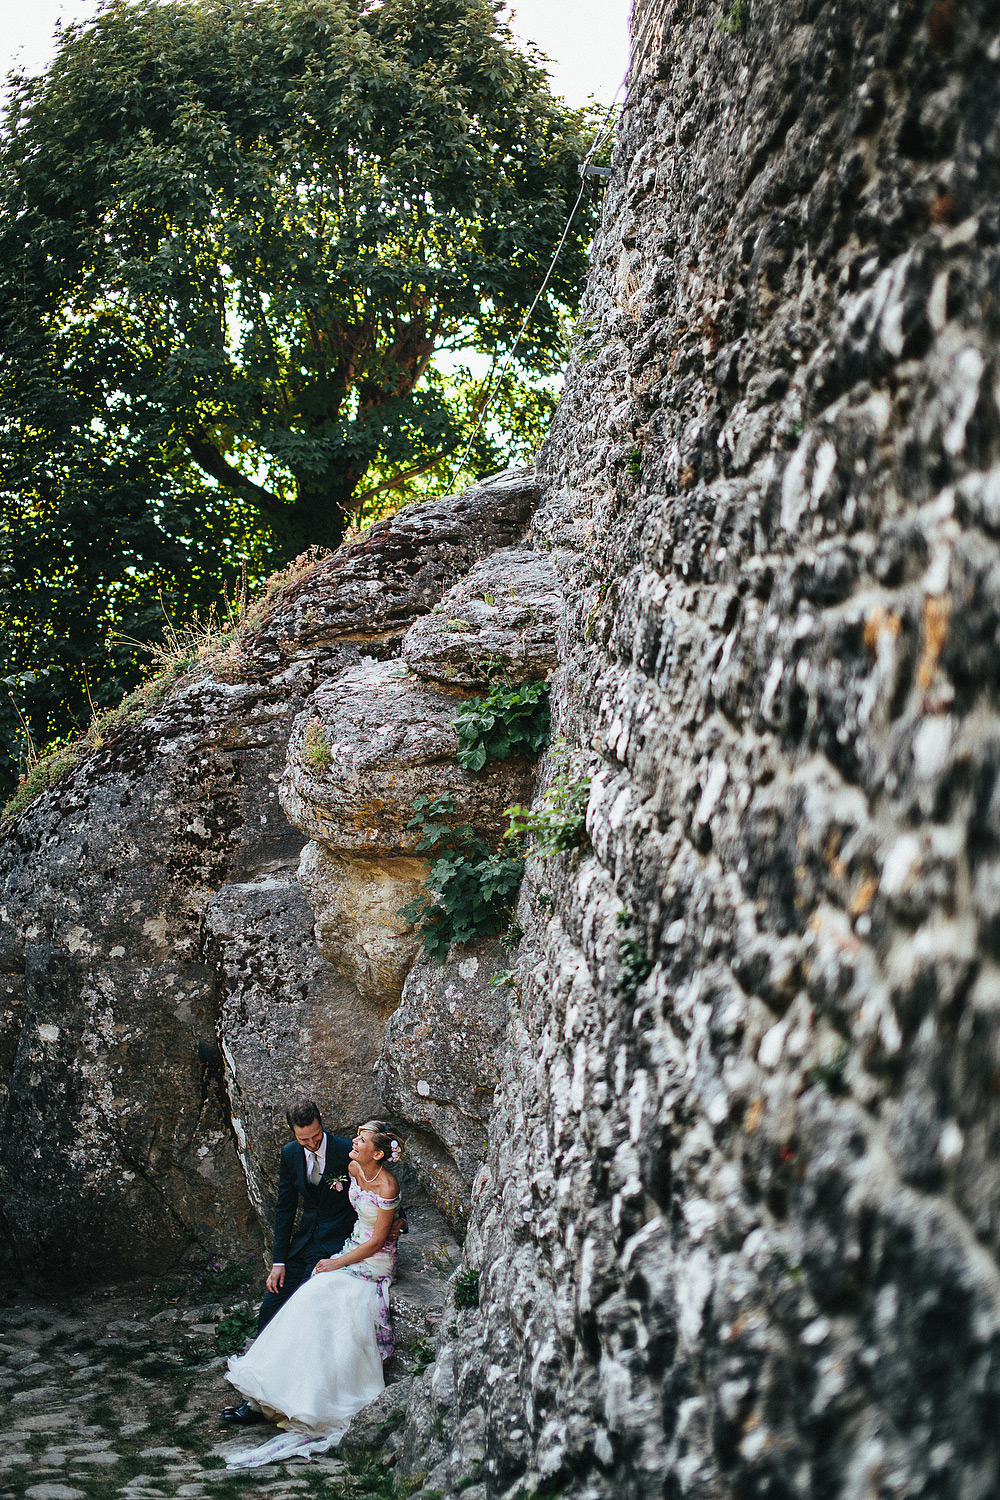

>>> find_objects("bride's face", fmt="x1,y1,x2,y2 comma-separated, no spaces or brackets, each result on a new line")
351,1129,382,1168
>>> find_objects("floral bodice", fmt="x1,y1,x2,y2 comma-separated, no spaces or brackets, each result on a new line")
348,1176,399,1226
342,1177,399,1360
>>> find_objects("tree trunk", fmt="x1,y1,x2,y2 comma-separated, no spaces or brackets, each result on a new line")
275,472,359,559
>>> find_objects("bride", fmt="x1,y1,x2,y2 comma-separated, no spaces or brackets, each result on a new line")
224,1120,403,1469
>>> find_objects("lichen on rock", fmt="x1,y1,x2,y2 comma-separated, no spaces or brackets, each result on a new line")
403,548,562,687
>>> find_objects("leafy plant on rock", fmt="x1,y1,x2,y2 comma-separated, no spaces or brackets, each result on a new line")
398,793,524,964
616,910,653,1000
452,680,551,771
453,1267,480,1310
505,743,591,856
717,0,749,32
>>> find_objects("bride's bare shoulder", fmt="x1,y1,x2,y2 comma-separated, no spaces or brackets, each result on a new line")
382,1170,398,1198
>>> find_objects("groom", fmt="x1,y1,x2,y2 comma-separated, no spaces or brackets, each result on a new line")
222,1098,365,1427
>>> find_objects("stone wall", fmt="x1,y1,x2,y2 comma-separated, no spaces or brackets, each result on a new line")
400,1,1000,1496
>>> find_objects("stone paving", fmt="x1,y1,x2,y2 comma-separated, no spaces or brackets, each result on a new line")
0,1269,425,1500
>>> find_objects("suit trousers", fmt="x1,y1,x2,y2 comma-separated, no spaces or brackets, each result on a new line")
257,1239,347,1333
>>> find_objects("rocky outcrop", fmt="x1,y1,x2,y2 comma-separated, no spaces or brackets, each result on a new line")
281,660,532,855
398,1,1000,1497
377,940,513,1230
403,549,563,687
0,471,538,1281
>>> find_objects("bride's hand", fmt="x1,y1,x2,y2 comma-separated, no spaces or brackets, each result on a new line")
314,1258,338,1274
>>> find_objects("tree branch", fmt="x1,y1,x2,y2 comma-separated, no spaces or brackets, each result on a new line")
351,449,454,510
184,429,285,517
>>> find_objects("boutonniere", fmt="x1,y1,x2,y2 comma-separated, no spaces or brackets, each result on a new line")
320,1168,349,1192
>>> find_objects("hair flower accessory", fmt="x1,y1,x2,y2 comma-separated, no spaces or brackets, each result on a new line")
390,1139,403,1162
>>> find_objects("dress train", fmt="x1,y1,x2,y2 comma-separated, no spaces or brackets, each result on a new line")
224,1182,397,1468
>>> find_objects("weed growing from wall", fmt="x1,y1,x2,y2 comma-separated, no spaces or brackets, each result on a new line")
717,0,748,32
398,793,525,963
453,1267,480,1310
616,910,653,999
505,744,591,856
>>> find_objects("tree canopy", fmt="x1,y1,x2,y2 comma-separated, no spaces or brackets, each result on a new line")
0,0,596,794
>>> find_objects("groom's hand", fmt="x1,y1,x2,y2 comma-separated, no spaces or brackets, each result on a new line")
265,1264,285,1294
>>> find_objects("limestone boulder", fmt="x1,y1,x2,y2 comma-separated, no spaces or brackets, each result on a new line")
203,873,388,1224
376,941,512,1230
0,471,538,1284
280,659,534,855
251,469,539,658
297,844,427,1009
402,548,562,687
0,668,304,1283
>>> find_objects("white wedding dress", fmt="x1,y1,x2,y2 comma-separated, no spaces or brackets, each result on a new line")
224,1179,399,1469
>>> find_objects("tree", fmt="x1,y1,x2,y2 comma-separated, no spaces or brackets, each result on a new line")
0,0,596,793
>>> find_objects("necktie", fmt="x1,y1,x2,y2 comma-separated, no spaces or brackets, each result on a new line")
308,1151,321,1186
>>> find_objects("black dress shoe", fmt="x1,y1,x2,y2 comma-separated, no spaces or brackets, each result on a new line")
221,1400,265,1425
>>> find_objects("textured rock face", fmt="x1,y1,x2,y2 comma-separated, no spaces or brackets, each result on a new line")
297,846,428,1009
402,2,1000,1497
251,468,540,656
280,659,532,854
403,549,562,687
203,872,389,1220
0,472,537,1281
377,940,512,1228
0,669,299,1280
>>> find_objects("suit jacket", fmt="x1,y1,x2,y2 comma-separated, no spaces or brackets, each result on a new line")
272,1133,357,1264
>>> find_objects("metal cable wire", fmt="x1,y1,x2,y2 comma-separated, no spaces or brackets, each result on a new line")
446,19,646,490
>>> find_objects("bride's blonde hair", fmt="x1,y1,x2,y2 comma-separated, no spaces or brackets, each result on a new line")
358,1120,404,1165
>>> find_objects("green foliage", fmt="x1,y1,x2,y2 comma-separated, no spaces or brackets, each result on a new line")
617,941,653,998
717,0,749,32
300,718,334,774
805,1039,851,1091
409,1336,436,1375
505,745,591,856
398,793,524,963
453,1267,480,1310
338,1448,417,1500
625,447,643,477
214,1306,257,1357
616,911,654,1000
0,0,598,799
453,679,550,771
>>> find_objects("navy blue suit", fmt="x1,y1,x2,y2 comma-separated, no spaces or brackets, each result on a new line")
257,1134,356,1332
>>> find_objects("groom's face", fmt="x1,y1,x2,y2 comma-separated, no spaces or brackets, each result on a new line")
293,1120,324,1152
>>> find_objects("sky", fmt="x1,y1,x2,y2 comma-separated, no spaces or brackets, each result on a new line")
0,0,634,107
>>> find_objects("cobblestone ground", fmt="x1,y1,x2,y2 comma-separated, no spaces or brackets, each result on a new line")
0,1269,405,1500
